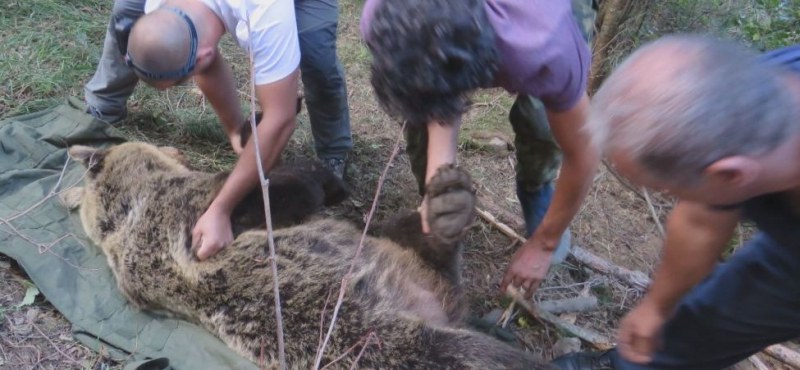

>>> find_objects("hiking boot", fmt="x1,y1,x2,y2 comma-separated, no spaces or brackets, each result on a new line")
320,157,346,180
551,350,616,370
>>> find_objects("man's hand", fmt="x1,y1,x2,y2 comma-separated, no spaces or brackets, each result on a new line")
192,207,234,261
617,299,670,364
500,237,554,299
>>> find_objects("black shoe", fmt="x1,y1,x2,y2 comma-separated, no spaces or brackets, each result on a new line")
320,157,346,180
551,350,616,370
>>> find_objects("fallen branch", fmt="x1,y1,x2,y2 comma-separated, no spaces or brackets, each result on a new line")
475,207,525,243
764,344,800,369
537,296,599,314
474,206,651,290
314,121,407,370
507,286,613,350
570,246,651,291
476,193,525,230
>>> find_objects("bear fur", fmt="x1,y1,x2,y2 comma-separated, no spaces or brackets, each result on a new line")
60,141,554,369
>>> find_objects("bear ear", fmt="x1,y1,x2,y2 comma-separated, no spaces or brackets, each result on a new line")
58,187,84,211
68,145,106,169
158,146,191,168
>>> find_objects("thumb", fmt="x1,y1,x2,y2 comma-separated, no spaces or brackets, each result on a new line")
421,216,430,234
196,239,212,261
191,226,201,251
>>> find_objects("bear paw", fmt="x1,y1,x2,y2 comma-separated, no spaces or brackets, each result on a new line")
425,164,477,244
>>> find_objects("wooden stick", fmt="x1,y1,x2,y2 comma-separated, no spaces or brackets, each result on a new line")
245,16,286,370
764,344,800,369
537,296,599,314
475,207,652,290
476,193,525,230
641,187,665,238
571,246,652,291
476,208,525,243
507,286,613,350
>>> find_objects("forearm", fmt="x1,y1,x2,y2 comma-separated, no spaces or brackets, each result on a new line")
644,201,740,312
534,143,599,248
208,113,295,214
424,119,461,184
535,94,599,248
195,54,244,136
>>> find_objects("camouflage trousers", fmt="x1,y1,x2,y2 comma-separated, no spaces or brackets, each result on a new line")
406,0,597,195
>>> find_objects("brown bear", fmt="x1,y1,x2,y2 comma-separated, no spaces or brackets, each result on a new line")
60,141,554,369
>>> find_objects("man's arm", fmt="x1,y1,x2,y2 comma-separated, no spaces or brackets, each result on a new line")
618,200,740,363
194,52,246,154
500,93,599,297
538,93,598,247
642,201,741,312
193,69,300,260
420,118,462,233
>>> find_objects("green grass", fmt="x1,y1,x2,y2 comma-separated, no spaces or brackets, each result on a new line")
0,1,108,116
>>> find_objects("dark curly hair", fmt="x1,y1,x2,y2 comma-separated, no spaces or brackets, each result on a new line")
365,0,499,127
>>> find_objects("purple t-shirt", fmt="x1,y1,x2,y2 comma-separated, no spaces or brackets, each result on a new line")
360,0,591,112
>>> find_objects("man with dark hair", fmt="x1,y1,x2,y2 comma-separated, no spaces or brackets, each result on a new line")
552,35,800,370
85,0,352,179
360,0,601,298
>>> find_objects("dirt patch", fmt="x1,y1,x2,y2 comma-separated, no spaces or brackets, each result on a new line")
0,256,120,369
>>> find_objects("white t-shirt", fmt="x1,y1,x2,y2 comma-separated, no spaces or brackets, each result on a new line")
144,0,300,86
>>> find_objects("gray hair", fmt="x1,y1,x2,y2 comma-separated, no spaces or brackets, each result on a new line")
587,34,798,184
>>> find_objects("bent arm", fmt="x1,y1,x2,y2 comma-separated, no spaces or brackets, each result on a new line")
425,118,461,184
537,93,599,249
194,52,245,139
643,201,741,313
206,69,300,215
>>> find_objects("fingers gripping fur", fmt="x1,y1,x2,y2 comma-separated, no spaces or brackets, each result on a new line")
425,164,477,245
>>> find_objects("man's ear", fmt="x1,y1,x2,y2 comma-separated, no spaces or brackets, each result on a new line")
68,145,106,170
195,46,217,72
704,156,761,188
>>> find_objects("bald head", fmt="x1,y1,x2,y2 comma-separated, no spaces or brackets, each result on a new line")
588,35,798,184
127,7,197,80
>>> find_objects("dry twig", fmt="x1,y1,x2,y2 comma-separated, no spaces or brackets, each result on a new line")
506,286,613,350
641,188,665,238
245,14,286,370
0,155,101,272
29,317,82,367
314,121,407,369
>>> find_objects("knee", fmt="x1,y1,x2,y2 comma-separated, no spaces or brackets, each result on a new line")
298,27,342,83
111,0,146,18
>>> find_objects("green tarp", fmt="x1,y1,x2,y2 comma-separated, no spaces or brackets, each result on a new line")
0,99,259,370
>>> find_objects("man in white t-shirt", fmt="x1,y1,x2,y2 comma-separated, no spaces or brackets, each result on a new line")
84,0,349,260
